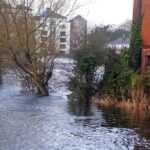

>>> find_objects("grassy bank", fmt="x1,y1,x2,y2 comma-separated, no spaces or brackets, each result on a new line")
94,97,150,111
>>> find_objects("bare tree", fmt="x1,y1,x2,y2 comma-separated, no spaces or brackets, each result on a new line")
0,0,79,96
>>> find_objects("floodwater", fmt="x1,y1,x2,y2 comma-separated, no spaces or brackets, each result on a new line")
0,58,150,150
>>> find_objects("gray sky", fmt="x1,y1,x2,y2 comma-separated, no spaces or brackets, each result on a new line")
77,0,134,25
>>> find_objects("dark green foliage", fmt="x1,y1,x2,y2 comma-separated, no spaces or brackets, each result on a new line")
99,48,133,100
129,0,142,71
69,25,133,101
131,68,150,97
110,29,130,41
142,67,150,93
69,49,103,100
145,67,150,88
87,25,113,50
69,26,110,100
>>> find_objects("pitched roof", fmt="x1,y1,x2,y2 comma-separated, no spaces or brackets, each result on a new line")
16,4,32,11
110,38,130,45
70,15,87,22
40,8,66,19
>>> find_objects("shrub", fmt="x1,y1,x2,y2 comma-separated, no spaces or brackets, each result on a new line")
98,48,133,100
69,48,104,100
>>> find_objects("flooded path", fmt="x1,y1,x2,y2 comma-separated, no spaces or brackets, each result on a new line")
0,58,150,150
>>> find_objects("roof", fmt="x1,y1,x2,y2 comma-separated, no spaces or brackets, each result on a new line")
109,38,130,45
16,4,32,11
70,15,87,22
40,8,66,19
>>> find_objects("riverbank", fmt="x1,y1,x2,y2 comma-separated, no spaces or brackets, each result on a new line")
94,97,150,111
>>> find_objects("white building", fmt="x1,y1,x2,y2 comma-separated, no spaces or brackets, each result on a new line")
108,38,130,54
56,21,70,54
36,8,70,54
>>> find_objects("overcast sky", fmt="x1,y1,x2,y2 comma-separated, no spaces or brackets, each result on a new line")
76,0,134,26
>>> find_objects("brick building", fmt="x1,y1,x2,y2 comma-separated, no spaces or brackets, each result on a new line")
70,15,87,53
133,0,150,73
36,10,87,55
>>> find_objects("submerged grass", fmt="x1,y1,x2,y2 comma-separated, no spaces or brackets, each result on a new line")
94,97,150,112
94,88,150,112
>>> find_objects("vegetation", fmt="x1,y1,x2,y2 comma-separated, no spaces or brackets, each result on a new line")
129,0,142,71
70,20,149,110
132,68,150,101
69,24,133,102
129,17,142,71
69,26,110,101
98,48,133,100
69,48,103,101
0,0,78,96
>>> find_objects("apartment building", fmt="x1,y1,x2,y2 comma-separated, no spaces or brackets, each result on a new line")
36,8,87,55
0,2,87,55
36,8,71,54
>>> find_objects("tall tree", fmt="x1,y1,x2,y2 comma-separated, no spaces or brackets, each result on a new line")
69,25,111,101
0,0,79,96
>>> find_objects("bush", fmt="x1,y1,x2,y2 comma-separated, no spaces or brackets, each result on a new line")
69,48,104,100
145,67,150,88
98,48,133,100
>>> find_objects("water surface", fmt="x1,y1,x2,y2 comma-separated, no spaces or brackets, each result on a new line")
0,58,150,150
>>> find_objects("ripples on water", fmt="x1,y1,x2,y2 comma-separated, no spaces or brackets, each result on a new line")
0,58,150,150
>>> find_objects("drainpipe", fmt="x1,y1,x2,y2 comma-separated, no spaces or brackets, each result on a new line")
137,0,142,17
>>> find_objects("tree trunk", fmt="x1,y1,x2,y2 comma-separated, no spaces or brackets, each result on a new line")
33,78,49,96
0,59,2,84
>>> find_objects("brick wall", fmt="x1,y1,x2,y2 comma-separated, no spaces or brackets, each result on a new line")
141,0,150,46
133,0,150,46
133,0,150,72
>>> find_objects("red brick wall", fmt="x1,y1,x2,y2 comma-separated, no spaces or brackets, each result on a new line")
133,0,150,46
141,0,150,46
133,0,138,19
133,0,150,72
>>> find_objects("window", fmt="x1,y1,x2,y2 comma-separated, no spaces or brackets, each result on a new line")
60,44,66,49
41,31,47,36
74,20,79,27
60,25,66,29
147,56,150,66
60,32,66,36
59,50,65,54
41,37,47,42
60,38,66,43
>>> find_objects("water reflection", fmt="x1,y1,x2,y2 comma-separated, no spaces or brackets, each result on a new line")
67,95,93,116
1,83,150,149
67,95,150,148
99,106,150,138
2,59,150,149
98,106,137,128
68,95,150,135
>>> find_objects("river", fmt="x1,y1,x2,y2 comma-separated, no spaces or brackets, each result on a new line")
0,58,150,150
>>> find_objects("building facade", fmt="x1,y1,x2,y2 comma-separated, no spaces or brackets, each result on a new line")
108,38,130,54
70,15,87,53
133,0,150,73
36,8,71,54
36,10,87,55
